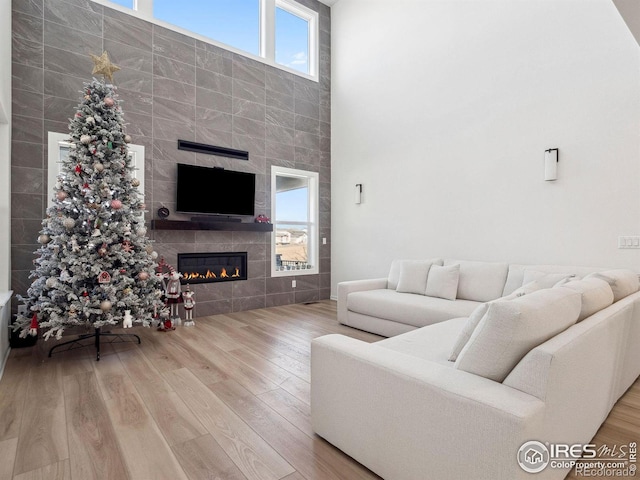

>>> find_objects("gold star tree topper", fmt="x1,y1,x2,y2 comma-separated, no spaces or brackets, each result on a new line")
90,51,121,83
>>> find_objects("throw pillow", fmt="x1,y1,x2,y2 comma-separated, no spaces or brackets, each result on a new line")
454,287,581,382
522,269,577,288
425,264,460,301
586,270,639,302
511,280,545,297
447,287,526,362
561,278,614,321
396,261,432,295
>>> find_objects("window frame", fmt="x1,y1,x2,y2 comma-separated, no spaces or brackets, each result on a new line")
271,166,319,277
47,132,145,209
91,0,320,81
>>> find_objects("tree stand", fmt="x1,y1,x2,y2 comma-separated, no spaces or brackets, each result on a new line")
48,327,141,361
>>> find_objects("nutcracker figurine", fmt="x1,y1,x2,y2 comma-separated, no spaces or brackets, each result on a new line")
183,285,195,326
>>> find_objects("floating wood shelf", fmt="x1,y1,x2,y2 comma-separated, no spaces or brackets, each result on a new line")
151,219,273,232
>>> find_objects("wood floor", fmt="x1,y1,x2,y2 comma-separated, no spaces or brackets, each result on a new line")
0,300,637,480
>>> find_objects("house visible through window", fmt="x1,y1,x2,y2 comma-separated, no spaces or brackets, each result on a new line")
272,166,319,276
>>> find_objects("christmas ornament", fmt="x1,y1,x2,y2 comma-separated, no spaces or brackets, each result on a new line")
82,291,89,297
98,271,111,284
80,135,91,144
139,203,146,210
60,269,70,282
69,306,77,317
75,164,82,173
124,134,132,143
99,300,112,311
46,277,57,288
94,162,104,172
38,234,51,244
138,271,149,281
111,199,122,209
90,51,121,83
121,240,133,253
56,191,68,201
150,251,158,260
145,245,154,254
91,228,101,237
104,97,114,107
86,116,95,125
63,217,75,229
97,243,108,256
131,178,140,187
29,313,38,336
136,227,147,236
123,223,131,235
84,95,90,100
71,239,80,252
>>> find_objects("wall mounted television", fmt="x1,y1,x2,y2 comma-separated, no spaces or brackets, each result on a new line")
176,163,256,217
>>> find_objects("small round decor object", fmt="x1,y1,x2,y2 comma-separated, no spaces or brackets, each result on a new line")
86,116,95,125
94,162,104,172
136,227,147,236
150,251,158,260
38,234,51,244
131,178,140,187
80,134,92,144
104,97,114,107
56,191,68,201
145,245,154,254
45,277,57,288
100,300,112,312
138,271,149,281
157,206,170,219
110,199,122,210
63,217,75,230
124,134,132,144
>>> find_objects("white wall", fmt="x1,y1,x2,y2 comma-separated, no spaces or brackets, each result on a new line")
0,0,12,373
331,0,640,296
0,0,11,293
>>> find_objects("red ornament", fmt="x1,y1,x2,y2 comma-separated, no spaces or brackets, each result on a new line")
120,268,126,274
82,291,89,297
111,199,122,210
75,165,82,173
104,97,114,107
138,271,149,280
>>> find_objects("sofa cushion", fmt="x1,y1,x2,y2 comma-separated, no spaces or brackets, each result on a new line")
425,264,459,300
347,289,479,328
454,287,581,382
377,317,468,365
444,259,509,302
396,261,432,295
502,264,599,296
586,270,639,302
447,284,537,362
388,258,443,290
561,278,614,321
522,269,576,288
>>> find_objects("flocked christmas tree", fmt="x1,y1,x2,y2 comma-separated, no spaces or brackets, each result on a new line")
14,52,163,342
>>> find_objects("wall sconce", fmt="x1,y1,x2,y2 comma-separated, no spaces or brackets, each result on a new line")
544,148,559,181
355,184,362,204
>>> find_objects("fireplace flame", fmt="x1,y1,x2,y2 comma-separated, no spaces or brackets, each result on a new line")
232,267,240,278
220,268,229,278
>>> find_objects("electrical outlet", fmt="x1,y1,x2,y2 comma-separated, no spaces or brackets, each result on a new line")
322,237,327,245
618,236,640,249
292,280,297,288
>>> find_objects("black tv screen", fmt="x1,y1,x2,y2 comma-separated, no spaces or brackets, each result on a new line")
176,163,255,216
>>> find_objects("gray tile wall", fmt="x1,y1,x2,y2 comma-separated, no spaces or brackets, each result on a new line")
11,0,331,316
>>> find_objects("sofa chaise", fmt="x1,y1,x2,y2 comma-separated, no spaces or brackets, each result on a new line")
313,259,640,479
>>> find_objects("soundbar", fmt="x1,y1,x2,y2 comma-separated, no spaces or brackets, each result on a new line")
177,140,249,161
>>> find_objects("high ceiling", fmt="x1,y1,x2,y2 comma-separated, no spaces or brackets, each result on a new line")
318,0,338,6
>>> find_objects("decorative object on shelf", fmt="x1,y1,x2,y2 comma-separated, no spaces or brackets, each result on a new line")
157,206,170,219
183,285,196,326
255,214,271,224
122,310,133,328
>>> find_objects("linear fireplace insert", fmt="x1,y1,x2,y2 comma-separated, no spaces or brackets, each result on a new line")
177,252,247,285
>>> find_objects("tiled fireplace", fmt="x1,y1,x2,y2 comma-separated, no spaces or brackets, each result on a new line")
177,252,248,285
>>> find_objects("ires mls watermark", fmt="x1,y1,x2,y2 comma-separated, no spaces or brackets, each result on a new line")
518,440,637,476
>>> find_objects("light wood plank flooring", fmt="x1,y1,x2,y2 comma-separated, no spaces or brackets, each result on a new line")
0,300,638,480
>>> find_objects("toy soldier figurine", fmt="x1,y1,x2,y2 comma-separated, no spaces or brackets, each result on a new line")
183,284,196,326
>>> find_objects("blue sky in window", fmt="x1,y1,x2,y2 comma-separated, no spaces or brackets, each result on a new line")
154,0,261,55
277,188,308,222
275,7,309,74
108,0,133,8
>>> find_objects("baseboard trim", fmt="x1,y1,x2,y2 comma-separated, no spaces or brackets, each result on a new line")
0,345,10,382
330,295,337,301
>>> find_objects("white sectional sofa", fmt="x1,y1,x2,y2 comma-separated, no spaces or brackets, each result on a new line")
314,260,640,480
